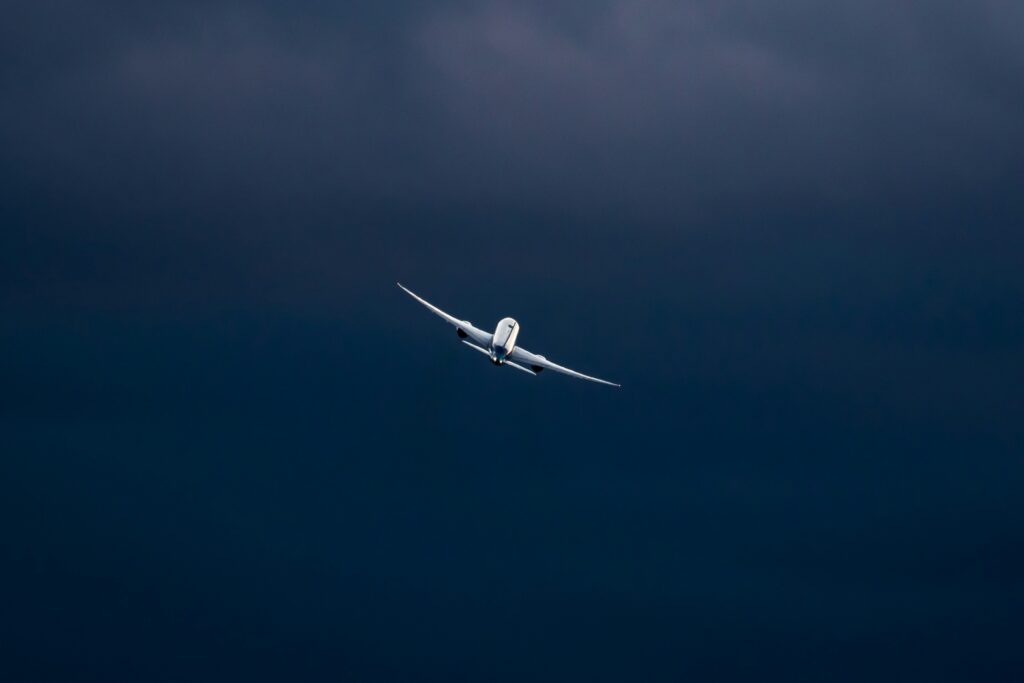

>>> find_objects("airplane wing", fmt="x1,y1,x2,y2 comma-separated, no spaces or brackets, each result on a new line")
397,283,493,348
509,345,620,387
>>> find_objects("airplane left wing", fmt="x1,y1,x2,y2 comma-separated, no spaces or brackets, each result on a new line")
397,283,493,348
510,345,620,387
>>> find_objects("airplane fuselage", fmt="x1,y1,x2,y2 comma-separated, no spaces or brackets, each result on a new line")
490,317,519,365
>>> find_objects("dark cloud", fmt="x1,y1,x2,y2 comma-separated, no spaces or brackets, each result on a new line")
5,1,1023,210
2,3,1023,681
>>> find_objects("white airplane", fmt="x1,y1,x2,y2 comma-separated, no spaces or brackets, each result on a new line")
397,283,620,387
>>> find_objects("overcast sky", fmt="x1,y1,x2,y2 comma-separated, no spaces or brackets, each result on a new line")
2,3,1023,681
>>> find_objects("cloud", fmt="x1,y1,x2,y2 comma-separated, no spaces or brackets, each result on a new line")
4,1,1022,216
1,1,1022,313
414,1,1024,211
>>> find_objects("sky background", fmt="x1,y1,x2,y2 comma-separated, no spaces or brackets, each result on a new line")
2,2,1023,680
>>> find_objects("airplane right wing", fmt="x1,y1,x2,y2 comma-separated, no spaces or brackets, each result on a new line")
397,283,493,348
509,345,620,387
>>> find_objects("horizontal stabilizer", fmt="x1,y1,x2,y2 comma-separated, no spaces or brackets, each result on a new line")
460,340,490,355
505,360,537,376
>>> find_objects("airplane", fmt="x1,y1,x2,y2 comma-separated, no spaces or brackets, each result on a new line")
397,283,620,387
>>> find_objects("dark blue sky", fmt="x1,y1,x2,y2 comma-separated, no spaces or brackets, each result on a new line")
2,2,1023,680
